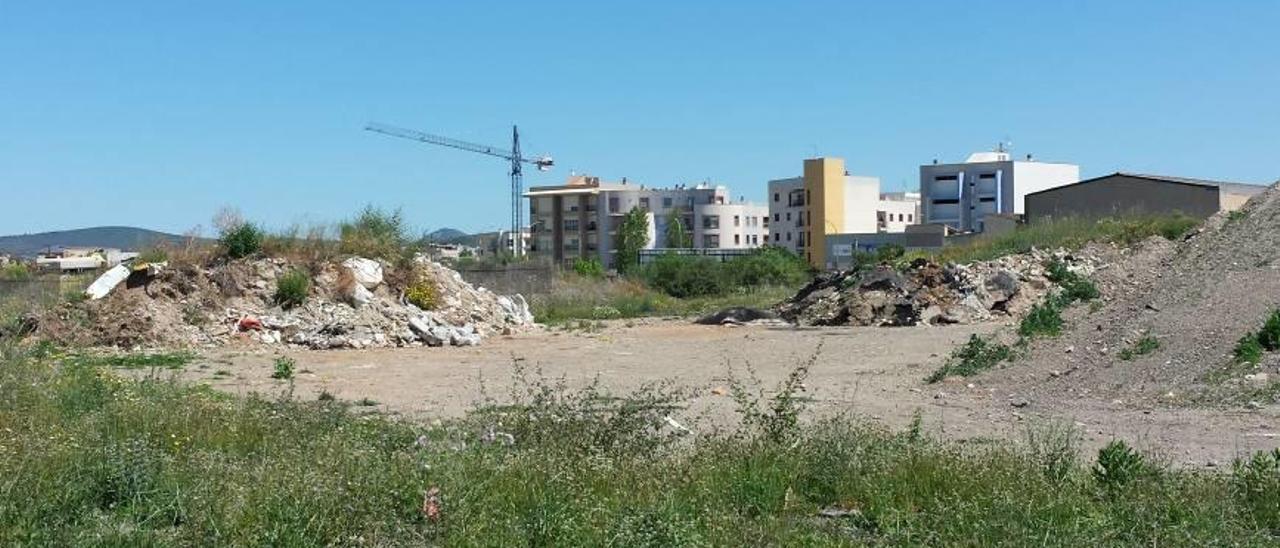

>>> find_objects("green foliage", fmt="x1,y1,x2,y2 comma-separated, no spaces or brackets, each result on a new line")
1232,449,1280,531
271,356,295,380
219,222,264,259
65,351,195,370
273,269,310,309
1258,309,1280,352
729,346,818,443
1228,210,1249,223
5,346,1274,545
615,206,650,275
571,257,605,278
640,247,810,299
339,205,410,260
927,335,1013,383
1019,300,1064,338
530,276,793,325
1119,335,1161,361
935,214,1202,264
664,209,692,248
136,247,169,264
1,262,32,281
1046,260,1100,302
405,279,440,311
1093,440,1156,491
1234,334,1264,365
875,243,906,262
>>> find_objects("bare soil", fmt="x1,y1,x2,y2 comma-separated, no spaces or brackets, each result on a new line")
176,318,1280,468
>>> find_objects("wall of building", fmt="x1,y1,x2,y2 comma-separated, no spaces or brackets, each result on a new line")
877,196,919,233
767,177,805,255
1024,175,1221,222
803,157,846,269
694,203,769,249
921,156,1078,232
841,176,880,234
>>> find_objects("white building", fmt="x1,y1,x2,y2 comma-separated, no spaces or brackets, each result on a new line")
767,173,921,257
920,150,1079,233
526,175,769,269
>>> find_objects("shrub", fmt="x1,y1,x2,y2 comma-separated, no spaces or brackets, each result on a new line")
273,269,310,309
0,263,31,281
271,356,295,380
1019,301,1064,338
1119,335,1160,361
1093,440,1154,491
1258,310,1280,352
1235,334,1264,365
1046,260,1099,303
1232,448,1280,530
572,258,605,278
642,254,728,298
731,246,811,288
219,222,264,259
405,279,440,310
136,246,169,264
875,243,906,262
339,205,409,260
615,207,650,275
927,335,1012,382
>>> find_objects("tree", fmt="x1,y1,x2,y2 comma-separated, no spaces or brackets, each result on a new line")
615,207,650,275
665,209,692,248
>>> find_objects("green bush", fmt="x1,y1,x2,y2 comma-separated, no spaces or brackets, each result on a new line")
0,263,32,281
1019,301,1064,338
1046,260,1100,303
731,246,811,287
273,269,310,309
927,335,1012,382
219,222,264,259
271,356,295,380
642,254,728,298
1258,310,1280,352
1093,440,1155,491
1119,335,1161,361
1235,334,1264,365
1232,449,1280,531
572,257,605,278
405,279,440,310
339,205,409,260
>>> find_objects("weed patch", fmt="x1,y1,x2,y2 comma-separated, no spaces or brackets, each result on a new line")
273,269,310,309
1119,335,1161,361
66,351,196,370
927,335,1013,382
271,356,295,380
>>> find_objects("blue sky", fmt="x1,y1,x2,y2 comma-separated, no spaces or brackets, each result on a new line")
2,1,1277,236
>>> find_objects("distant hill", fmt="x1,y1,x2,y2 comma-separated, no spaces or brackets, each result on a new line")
0,226,193,257
425,228,469,242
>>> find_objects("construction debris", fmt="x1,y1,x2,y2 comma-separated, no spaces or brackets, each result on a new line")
44,255,535,349
777,248,1100,327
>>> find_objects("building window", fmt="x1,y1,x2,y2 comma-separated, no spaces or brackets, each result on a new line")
763,217,769,228
662,197,672,208
702,215,719,229
563,219,579,231
703,234,720,248
785,232,791,241
934,175,959,181
639,197,650,210
978,173,997,179
608,197,620,213
773,213,779,222
788,190,805,207
733,215,740,227
933,198,960,205
908,214,913,222
785,212,791,221
773,192,779,202
734,234,741,245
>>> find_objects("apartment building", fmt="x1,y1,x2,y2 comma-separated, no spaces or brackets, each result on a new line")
920,150,1079,233
768,157,921,268
526,175,769,269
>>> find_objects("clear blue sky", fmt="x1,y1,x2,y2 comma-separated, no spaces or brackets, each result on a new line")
2,1,1277,236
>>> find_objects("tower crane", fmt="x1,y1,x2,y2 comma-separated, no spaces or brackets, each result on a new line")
365,122,553,256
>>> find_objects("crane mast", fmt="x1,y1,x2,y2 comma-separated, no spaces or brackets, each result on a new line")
365,122,553,256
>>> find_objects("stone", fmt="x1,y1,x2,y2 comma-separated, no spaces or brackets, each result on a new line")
341,257,384,289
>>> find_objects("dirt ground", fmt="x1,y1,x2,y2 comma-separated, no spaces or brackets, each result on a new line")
173,318,1280,468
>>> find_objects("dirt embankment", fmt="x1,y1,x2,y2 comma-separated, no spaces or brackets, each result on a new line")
990,182,1280,406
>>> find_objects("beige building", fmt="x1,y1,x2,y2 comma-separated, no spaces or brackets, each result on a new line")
768,157,921,268
1025,173,1266,222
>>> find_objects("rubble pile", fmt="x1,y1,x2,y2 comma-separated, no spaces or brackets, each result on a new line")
47,255,535,349
776,249,1100,327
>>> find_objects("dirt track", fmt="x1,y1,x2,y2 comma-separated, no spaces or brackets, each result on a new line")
185,319,1280,467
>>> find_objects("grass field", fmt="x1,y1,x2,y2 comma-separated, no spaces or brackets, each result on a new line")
923,214,1200,265
529,276,796,325
3,342,1280,546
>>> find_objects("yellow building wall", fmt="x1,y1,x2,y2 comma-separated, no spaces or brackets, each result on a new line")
802,157,846,269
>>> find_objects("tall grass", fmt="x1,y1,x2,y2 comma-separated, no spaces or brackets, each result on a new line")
530,275,795,324
3,344,1279,545
930,214,1201,264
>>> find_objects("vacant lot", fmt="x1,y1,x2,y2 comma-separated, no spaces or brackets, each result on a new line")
184,320,1280,467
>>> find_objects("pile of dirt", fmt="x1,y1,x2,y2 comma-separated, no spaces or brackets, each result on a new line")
1001,182,1280,405
37,255,535,350
776,249,1103,327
